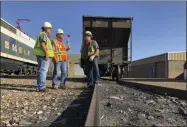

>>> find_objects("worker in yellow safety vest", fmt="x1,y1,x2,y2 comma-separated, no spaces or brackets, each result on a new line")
51,29,70,89
80,31,101,88
33,22,54,92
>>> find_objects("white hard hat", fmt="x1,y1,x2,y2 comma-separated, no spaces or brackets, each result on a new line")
43,22,52,28
85,31,93,36
56,29,64,34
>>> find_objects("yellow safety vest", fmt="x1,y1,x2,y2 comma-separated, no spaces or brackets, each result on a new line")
88,40,99,56
33,32,54,57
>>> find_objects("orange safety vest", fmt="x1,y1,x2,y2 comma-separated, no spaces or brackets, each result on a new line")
53,39,67,61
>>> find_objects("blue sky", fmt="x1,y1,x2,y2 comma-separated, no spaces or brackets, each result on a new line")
1,1,186,60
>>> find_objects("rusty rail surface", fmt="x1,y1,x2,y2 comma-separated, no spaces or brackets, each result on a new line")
84,84,100,127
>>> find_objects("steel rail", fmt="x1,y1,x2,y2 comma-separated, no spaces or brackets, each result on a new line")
84,84,100,127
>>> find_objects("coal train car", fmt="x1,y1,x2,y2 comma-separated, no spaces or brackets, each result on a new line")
82,16,133,81
0,18,37,75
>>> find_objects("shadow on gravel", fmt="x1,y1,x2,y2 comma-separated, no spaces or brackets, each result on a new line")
49,88,93,127
100,78,116,82
0,75,52,80
67,77,87,83
0,75,37,79
0,75,87,83
0,84,37,92
0,83,84,92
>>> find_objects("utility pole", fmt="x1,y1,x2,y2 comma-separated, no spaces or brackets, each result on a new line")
66,35,71,77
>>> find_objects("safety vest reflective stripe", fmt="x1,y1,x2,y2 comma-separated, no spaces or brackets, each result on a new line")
34,47,53,51
54,51,66,52
54,40,65,54
54,52,67,54
58,54,61,61
53,39,67,61
54,52,66,54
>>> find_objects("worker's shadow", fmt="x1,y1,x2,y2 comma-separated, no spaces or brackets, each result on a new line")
0,84,37,92
49,88,93,127
66,77,87,83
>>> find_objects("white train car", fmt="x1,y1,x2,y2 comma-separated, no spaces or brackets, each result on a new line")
0,18,37,75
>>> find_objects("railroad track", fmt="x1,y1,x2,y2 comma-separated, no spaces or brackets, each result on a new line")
86,78,186,126
84,84,100,126
1,76,186,126
0,75,100,127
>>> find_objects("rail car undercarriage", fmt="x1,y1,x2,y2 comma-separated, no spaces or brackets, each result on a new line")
1,57,37,75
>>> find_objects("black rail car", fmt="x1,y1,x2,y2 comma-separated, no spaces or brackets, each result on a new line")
0,18,37,75
82,16,133,81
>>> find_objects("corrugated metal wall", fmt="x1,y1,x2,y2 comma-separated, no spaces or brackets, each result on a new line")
168,61,185,79
131,53,167,66
168,52,186,61
167,52,186,79
74,64,84,76
48,61,54,75
67,54,82,77
155,61,167,78
129,63,156,78
68,62,74,77
131,52,186,67
129,52,186,79
48,54,81,77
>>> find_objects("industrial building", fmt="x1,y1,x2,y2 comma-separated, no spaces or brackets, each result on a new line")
128,51,186,79
49,52,187,79
67,54,84,77
48,54,84,77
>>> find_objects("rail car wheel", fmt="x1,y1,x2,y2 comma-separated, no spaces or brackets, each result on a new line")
15,70,20,75
8,71,13,75
111,67,116,81
116,65,121,82
112,74,115,81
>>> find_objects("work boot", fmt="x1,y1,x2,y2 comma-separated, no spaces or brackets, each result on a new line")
38,88,49,92
95,80,102,86
59,85,66,89
52,85,58,90
85,84,94,89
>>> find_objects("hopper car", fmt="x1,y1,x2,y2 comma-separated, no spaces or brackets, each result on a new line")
81,16,133,81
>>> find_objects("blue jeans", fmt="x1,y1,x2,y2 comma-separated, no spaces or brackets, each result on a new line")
36,56,50,89
52,61,67,86
87,56,100,86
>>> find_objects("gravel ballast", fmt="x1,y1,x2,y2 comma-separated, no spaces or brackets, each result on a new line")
99,80,187,126
0,77,86,126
